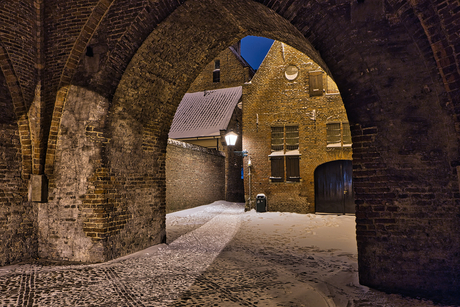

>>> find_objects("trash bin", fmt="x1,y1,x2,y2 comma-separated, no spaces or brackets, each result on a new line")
256,194,267,212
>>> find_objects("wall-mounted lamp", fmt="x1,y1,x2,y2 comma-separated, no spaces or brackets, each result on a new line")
224,130,238,146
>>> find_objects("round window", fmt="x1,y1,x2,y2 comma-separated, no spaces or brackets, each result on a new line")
285,65,299,80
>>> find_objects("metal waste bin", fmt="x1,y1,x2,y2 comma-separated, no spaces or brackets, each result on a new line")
256,194,267,212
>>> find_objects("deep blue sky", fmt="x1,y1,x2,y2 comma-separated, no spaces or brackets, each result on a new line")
241,36,274,70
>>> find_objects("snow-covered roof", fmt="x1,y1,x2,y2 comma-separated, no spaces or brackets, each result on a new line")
168,86,242,139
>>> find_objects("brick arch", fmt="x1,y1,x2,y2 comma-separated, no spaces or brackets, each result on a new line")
46,0,188,176
58,0,115,88
41,0,460,302
110,0,322,130
103,0,460,303
404,0,460,98
0,43,32,179
405,0,460,146
45,0,115,177
70,0,188,100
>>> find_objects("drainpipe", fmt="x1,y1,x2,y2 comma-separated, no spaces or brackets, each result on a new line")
248,157,252,210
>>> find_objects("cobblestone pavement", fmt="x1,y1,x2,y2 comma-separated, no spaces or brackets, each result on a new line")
0,202,457,307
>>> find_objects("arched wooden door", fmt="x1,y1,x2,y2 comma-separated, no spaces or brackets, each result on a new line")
314,160,354,214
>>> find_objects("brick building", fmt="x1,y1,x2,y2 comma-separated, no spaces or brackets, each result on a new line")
243,41,353,213
1,0,460,302
166,44,253,208
170,43,253,150
187,42,254,94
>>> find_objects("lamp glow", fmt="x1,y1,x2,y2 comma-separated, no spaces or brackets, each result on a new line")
224,130,238,146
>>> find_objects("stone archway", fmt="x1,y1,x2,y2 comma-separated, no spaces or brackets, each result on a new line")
101,0,459,302
1,0,457,303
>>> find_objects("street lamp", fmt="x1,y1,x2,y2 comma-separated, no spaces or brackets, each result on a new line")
224,130,238,146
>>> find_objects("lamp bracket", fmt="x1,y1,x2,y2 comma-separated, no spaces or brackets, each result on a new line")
234,150,248,157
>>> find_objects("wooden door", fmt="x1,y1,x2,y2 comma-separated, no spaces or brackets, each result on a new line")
314,160,354,213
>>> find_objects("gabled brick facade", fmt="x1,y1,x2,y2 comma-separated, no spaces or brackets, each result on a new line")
187,44,254,94
243,41,352,213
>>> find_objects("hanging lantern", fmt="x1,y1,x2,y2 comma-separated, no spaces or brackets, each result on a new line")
224,130,238,146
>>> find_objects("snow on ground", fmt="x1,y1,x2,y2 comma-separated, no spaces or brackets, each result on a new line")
167,202,456,307
0,201,454,306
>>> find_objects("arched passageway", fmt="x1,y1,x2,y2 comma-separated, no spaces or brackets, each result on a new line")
1,0,460,303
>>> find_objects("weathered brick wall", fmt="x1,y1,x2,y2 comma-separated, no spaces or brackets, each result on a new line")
305,2,460,301
71,0,168,97
40,85,110,262
0,123,36,266
243,41,352,213
41,85,167,262
104,108,167,261
0,73,37,266
166,140,225,213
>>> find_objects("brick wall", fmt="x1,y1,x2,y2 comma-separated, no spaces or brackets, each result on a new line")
0,0,36,109
0,73,37,266
243,41,352,213
40,85,111,262
223,107,245,203
0,123,36,266
166,140,225,213
1,0,460,303
40,85,168,262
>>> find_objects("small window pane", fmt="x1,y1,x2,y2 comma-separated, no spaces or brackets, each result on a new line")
327,123,341,146
271,127,284,151
285,126,299,150
214,60,220,70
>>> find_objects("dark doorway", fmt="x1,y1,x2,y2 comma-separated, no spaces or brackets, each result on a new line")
314,160,354,214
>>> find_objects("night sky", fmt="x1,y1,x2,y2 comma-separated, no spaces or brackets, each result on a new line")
241,36,274,70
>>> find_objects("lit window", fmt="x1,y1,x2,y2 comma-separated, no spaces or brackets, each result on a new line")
269,125,300,182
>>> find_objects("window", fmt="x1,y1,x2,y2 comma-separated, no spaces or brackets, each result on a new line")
213,60,220,82
285,125,299,150
327,122,352,148
309,71,323,96
271,126,284,151
269,125,300,182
